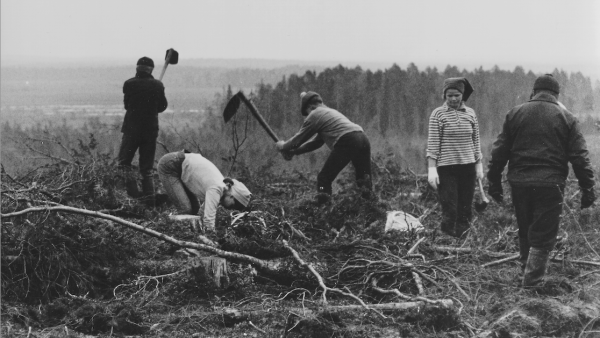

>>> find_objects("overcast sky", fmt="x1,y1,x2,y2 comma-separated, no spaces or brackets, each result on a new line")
2,0,599,80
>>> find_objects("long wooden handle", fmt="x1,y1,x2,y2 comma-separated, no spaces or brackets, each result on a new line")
478,178,489,203
238,92,280,142
158,50,172,81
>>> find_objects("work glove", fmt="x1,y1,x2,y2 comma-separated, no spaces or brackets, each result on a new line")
488,181,503,202
275,140,285,151
475,162,484,181
428,167,439,190
581,187,596,209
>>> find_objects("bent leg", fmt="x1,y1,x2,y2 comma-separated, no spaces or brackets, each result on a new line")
316,147,352,195
158,152,193,214
350,133,372,189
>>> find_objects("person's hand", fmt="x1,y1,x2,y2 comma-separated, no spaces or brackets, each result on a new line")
281,150,294,161
581,187,596,209
428,167,439,190
275,141,285,151
475,162,484,180
488,181,503,202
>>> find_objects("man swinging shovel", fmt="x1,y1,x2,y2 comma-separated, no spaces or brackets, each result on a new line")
223,90,293,160
117,48,178,206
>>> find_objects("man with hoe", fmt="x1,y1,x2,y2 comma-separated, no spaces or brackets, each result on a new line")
276,91,372,203
487,74,596,288
117,56,168,203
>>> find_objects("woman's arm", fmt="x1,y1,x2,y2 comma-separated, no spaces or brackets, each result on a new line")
202,187,223,230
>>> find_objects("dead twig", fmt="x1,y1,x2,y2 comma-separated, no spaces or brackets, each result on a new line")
481,254,520,268
282,240,386,318
248,321,266,334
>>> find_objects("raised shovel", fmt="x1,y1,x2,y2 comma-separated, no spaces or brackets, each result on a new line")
223,91,293,160
158,48,179,81
223,90,280,142
475,178,489,212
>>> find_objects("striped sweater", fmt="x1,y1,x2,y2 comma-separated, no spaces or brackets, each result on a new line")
426,103,482,167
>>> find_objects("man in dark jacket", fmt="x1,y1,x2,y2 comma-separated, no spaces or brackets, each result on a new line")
487,74,596,287
118,56,168,200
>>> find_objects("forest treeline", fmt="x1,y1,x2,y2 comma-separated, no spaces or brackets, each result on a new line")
246,64,600,139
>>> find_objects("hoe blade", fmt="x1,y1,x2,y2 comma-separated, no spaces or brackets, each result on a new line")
223,93,241,123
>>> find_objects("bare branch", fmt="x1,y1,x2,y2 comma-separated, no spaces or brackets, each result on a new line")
1,205,280,273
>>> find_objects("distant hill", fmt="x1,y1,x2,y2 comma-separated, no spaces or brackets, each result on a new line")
0,61,328,109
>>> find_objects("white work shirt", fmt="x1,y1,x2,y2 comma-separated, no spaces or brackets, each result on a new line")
180,154,226,229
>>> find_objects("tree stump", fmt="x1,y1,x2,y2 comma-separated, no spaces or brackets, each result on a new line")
169,214,202,233
186,256,230,288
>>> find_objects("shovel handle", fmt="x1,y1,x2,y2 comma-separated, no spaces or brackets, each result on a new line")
238,91,280,142
158,49,173,82
478,178,489,203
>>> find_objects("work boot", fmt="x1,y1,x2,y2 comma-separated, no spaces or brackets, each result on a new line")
522,247,550,287
125,178,141,198
141,177,156,206
440,222,455,237
315,192,331,205
518,238,530,274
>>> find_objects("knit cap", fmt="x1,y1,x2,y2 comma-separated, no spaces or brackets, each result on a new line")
137,56,154,68
442,77,474,102
533,74,560,94
230,179,252,207
300,91,321,114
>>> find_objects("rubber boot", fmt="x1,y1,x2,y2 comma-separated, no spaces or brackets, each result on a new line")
440,222,455,237
514,238,529,285
518,238,530,274
125,178,141,198
522,247,550,287
141,176,156,206
316,186,332,205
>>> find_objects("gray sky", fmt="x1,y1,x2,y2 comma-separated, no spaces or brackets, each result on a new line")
2,0,599,80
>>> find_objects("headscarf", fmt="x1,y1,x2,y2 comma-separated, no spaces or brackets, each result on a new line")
228,179,252,207
442,77,474,102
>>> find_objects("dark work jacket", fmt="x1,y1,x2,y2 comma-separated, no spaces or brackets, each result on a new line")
121,71,168,138
487,93,594,189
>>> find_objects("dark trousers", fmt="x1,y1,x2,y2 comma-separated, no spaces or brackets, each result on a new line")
437,164,476,231
510,185,563,256
317,131,371,194
117,133,157,178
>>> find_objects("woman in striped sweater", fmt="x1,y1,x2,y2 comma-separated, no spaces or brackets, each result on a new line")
426,77,483,237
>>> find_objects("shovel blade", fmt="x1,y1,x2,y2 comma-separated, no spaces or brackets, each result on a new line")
166,48,179,64
223,93,241,123
474,201,488,212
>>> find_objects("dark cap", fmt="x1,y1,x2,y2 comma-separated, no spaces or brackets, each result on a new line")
136,56,154,68
533,74,560,94
300,91,321,115
442,77,474,102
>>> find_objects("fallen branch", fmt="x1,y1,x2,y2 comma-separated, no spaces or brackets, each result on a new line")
370,277,451,306
407,237,426,255
481,254,520,268
283,240,386,318
550,257,600,267
1,205,280,273
430,245,516,258
432,267,471,302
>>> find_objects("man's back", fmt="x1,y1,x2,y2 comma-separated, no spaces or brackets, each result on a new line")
493,92,591,187
121,72,168,137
